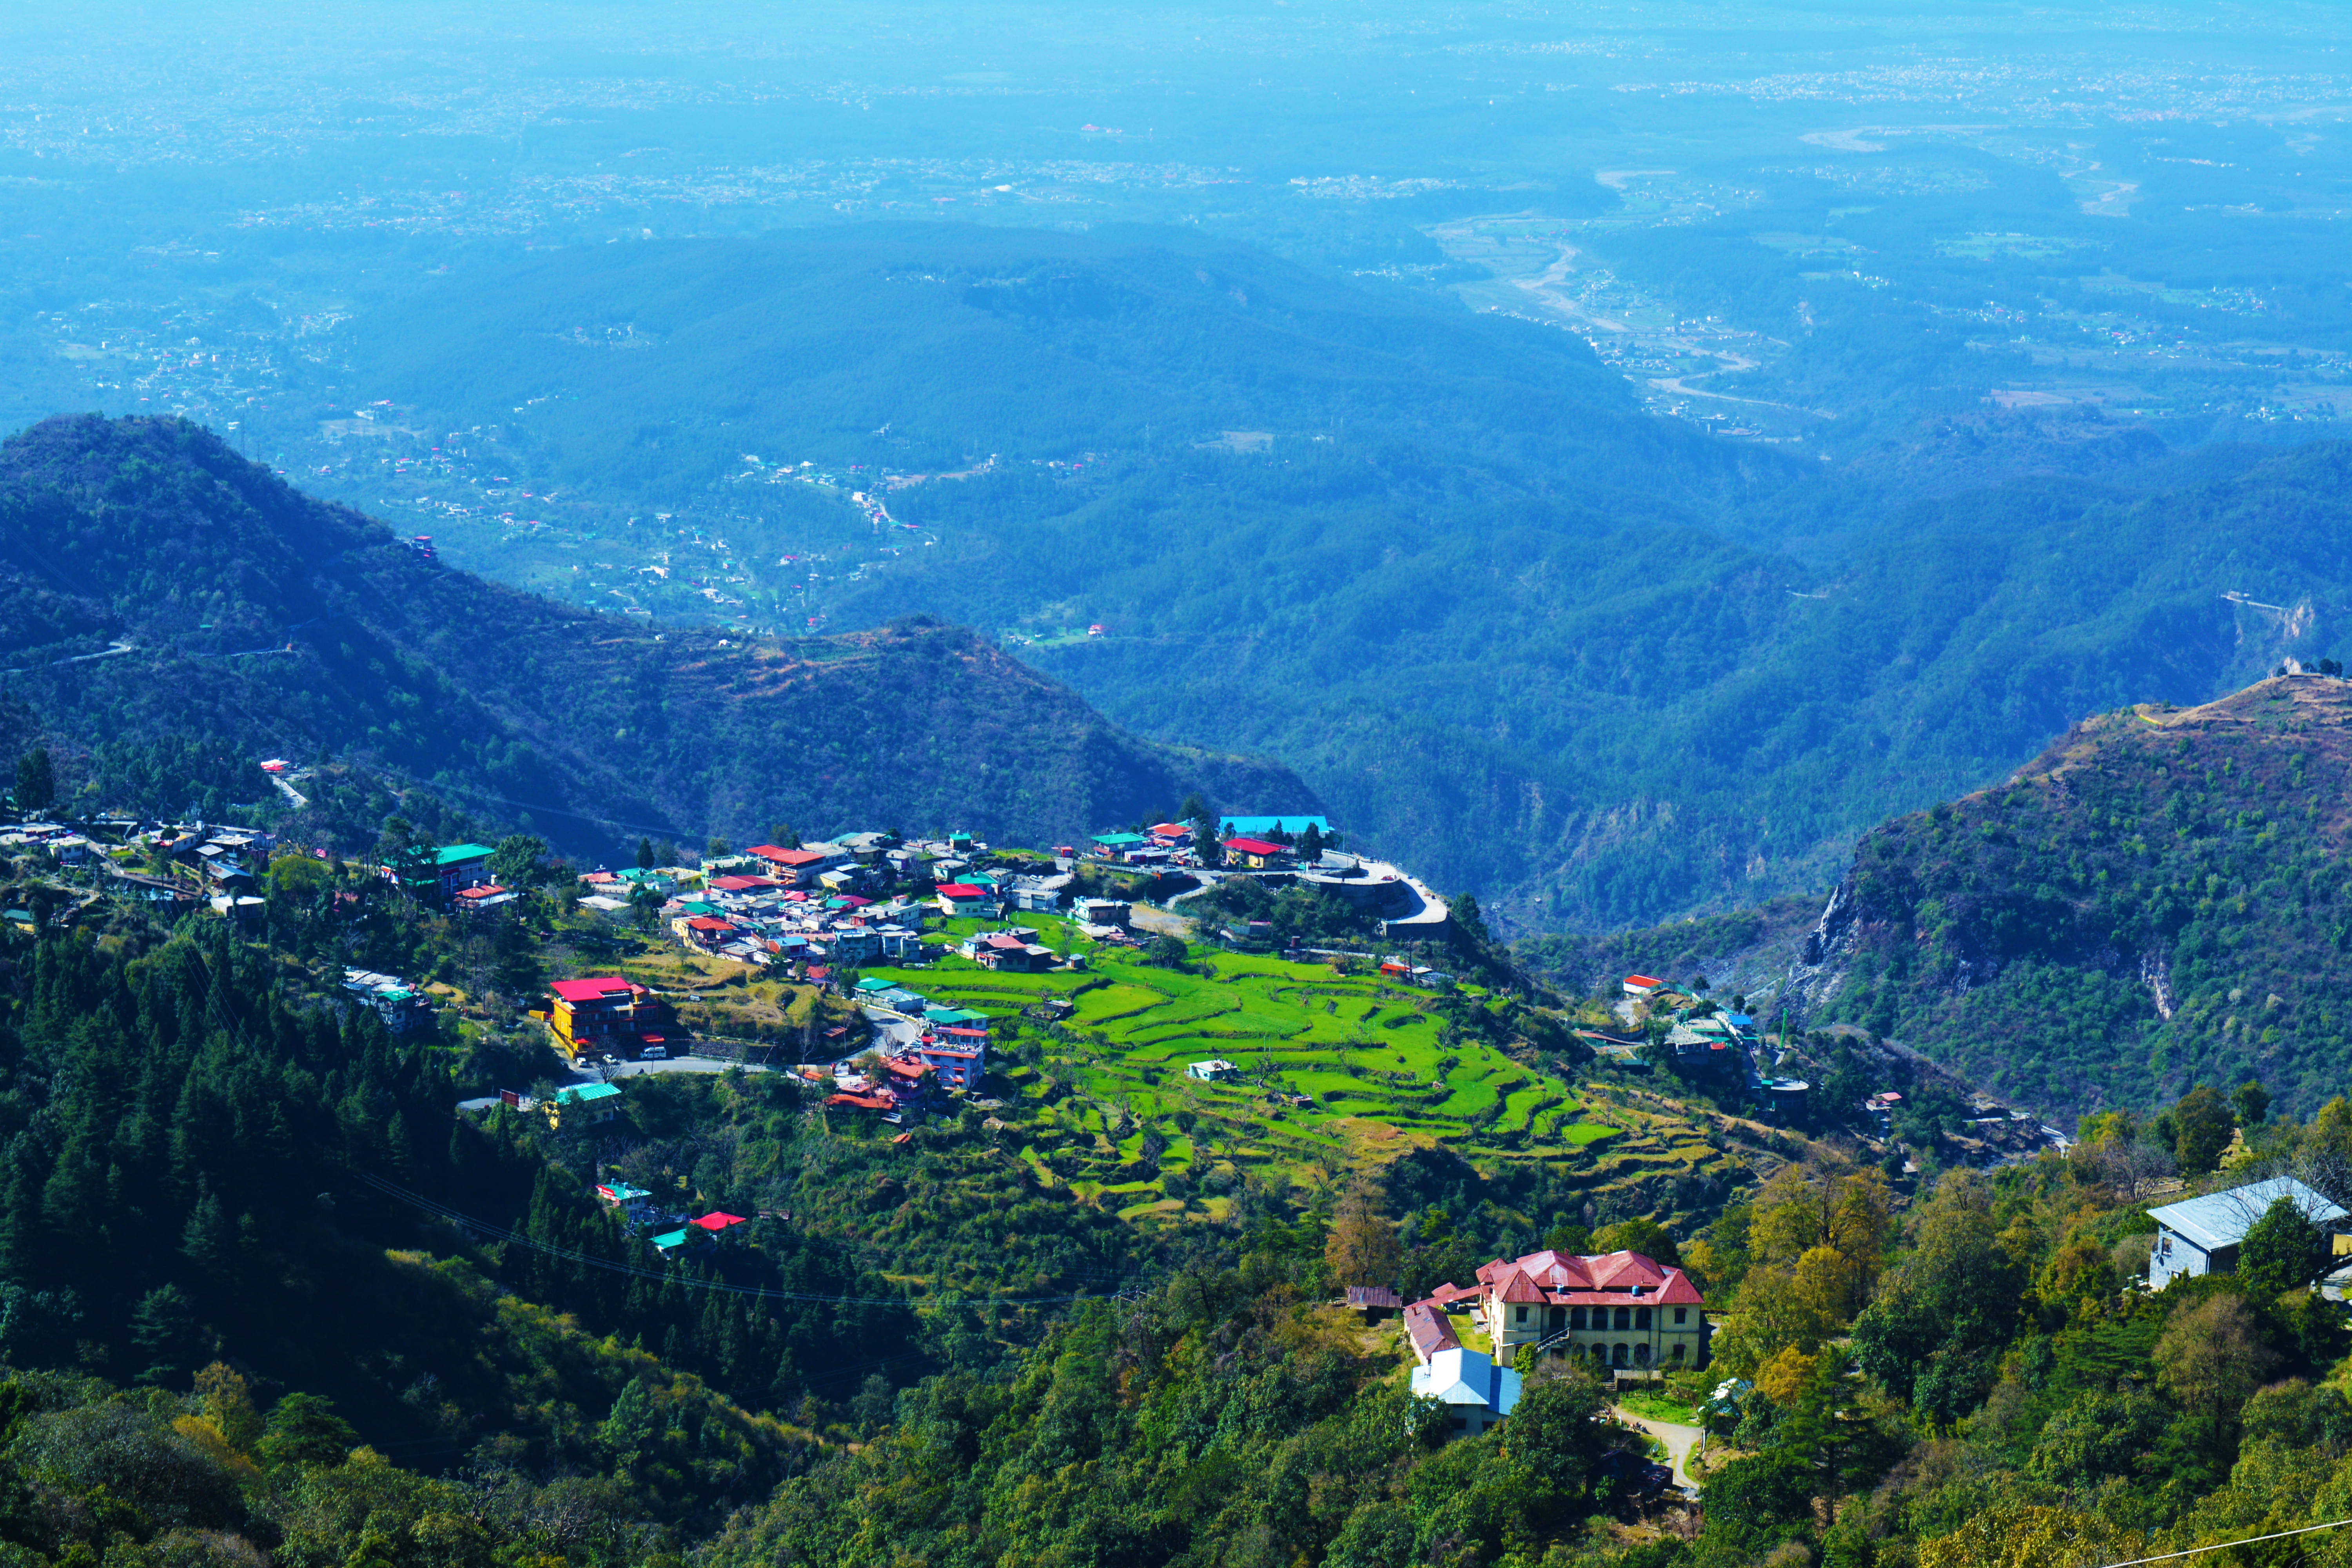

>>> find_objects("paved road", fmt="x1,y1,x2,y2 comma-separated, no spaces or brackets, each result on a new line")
456,1054,769,1111
1612,1405,1704,1494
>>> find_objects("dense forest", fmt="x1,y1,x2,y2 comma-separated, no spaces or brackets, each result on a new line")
1780,675,2352,1120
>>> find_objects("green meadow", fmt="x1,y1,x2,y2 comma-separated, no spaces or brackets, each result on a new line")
853,915,1637,1222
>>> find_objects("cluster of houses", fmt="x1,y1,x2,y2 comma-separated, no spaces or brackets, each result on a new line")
813,974,996,1124
591,1178,754,1259
1357,1246,1710,1437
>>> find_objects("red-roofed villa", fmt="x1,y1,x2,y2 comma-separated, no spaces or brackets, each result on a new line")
1431,1248,1708,1374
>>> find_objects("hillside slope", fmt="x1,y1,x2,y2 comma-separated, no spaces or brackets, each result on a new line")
0,415,1309,852
1786,675,2352,1120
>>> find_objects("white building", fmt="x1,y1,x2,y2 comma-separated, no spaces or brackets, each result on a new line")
1187,1059,1243,1082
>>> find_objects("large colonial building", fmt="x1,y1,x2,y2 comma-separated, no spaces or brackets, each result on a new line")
1418,1248,1708,1374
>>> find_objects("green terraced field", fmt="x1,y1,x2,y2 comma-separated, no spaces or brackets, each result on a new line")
854,915,1631,1221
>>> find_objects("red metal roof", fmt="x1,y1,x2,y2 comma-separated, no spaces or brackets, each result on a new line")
550,977,632,1004
1443,1248,1700,1308
751,845,827,866
1223,836,1289,856
1625,974,1663,989
685,916,734,931
824,1092,893,1111
1404,1300,1461,1359
1497,1268,1547,1304
690,1212,748,1231
711,875,782,891
937,883,987,898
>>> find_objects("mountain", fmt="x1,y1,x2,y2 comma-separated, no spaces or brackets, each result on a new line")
1788,674,2352,1121
0,414,1310,854
309,223,2352,931
1530,673,2352,1123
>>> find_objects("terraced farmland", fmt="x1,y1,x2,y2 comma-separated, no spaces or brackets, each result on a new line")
851,916,1700,1223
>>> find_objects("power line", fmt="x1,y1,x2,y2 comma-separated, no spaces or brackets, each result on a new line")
356,1169,1124,1308
2095,1519,2352,1568
169,945,1134,1312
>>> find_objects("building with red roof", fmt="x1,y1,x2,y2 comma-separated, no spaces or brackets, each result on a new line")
935,882,993,916
1445,1249,1708,1374
747,844,846,886
1402,1299,1462,1365
690,1211,749,1235
1221,835,1292,869
544,977,670,1058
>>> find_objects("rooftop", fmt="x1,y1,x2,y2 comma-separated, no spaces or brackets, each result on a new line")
2150,1176,2348,1253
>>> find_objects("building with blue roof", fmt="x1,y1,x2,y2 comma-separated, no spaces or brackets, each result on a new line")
1218,815,1334,838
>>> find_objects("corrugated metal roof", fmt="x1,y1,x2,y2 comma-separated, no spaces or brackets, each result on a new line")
2150,1176,2347,1253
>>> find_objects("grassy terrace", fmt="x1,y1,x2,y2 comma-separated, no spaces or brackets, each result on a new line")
853,914,1640,1222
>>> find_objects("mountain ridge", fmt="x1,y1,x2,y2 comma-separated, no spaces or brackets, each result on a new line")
0,414,1311,853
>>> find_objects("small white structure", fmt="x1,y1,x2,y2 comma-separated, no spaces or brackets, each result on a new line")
2148,1176,2348,1289
1187,1059,1243,1082
1410,1347,1522,1438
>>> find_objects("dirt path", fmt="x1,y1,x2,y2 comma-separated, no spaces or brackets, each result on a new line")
1613,1405,1705,1493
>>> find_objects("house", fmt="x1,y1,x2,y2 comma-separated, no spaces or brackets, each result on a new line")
394,843,495,900
548,1081,623,1128
825,1090,897,1116
1148,822,1194,846
675,914,738,951
1090,832,1146,858
1440,1249,1708,1374
546,977,670,1058
2148,1176,2351,1290
934,1024,991,1060
595,1182,655,1223
1410,1347,1521,1439
342,969,431,1033
651,1229,697,1258
1221,836,1292,869
1623,975,1664,997
748,844,848,886
936,882,993,917
690,1211,750,1240
912,1042,984,1090
967,931,1053,971
454,884,518,912
1188,1059,1243,1082
881,1058,934,1109
1402,1299,1461,1365
1345,1285,1403,1322
1008,875,1072,912
1073,898,1132,929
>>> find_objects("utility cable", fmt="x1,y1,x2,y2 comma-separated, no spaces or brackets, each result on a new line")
353,1168,1127,1308
2093,1519,2352,1568
172,944,1134,1312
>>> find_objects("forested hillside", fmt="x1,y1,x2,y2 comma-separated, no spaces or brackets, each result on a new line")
0,414,1307,858
1774,675,2352,1120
